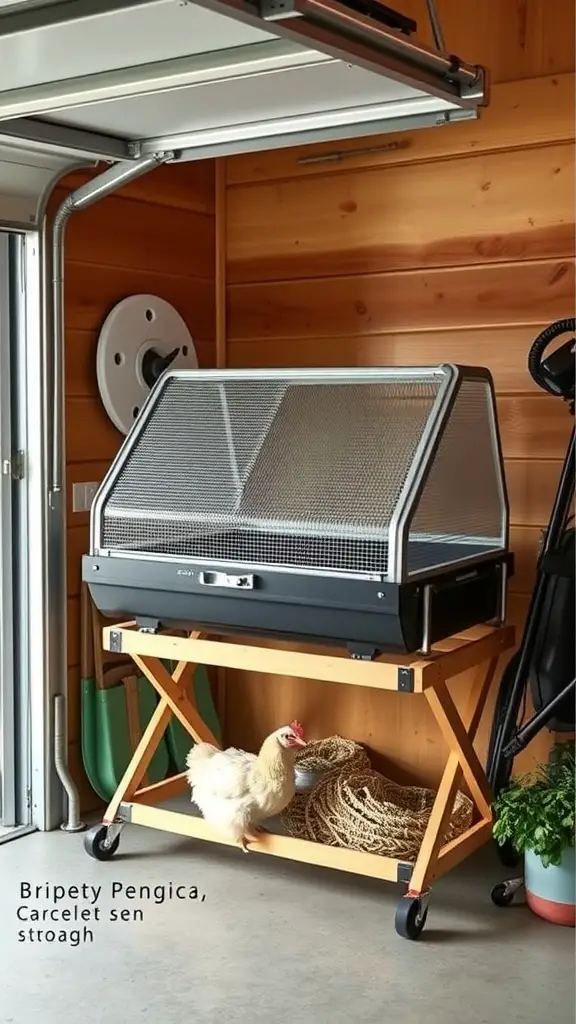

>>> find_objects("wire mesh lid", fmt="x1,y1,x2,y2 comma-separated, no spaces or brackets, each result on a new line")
94,366,505,577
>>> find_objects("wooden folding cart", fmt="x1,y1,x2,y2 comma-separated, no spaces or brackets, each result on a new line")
83,620,515,940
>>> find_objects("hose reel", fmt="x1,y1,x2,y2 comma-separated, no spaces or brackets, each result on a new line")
96,294,198,435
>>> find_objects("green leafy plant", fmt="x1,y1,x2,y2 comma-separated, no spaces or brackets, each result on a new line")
493,742,575,868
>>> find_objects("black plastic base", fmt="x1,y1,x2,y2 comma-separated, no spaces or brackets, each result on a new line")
83,552,513,657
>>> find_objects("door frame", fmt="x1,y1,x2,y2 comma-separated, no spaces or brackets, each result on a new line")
0,224,67,841
0,230,17,830
0,230,37,840
22,226,66,833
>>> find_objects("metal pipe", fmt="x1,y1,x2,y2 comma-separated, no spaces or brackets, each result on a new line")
503,678,576,759
425,0,445,52
49,150,172,833
53,694,85,832
50,151,172,495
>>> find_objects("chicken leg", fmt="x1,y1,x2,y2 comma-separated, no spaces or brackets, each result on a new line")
240,827,263,853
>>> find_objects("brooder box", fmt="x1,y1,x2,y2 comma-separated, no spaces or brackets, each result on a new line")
83,365,513,657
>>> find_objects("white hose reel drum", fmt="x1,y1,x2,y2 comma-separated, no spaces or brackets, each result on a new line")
96,294,198,435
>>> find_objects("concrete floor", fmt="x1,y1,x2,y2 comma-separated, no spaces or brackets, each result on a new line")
0,822,573,1024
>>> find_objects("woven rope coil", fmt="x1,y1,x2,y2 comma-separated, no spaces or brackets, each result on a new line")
282,736,370,840
293,736,371,774
283,762,473,862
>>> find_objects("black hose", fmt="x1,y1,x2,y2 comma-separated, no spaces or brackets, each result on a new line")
528,317,576,395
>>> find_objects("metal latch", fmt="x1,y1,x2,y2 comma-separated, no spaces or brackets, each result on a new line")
2,451,25,480
198,571,254,590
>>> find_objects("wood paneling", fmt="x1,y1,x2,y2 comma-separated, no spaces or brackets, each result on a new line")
227,325,549,394
497,395,573,458
221,46,575,780
506,458,564,528
55,192,214,279
227,145,574,283
228,260,574,339
64,264,215,336
62,160,216,806
66,399,123,465
227,75,576,186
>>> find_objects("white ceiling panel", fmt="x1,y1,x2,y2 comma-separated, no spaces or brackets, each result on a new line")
47,60,443,139
0,0,273,90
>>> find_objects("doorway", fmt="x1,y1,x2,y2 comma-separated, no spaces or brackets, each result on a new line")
0,231,31,842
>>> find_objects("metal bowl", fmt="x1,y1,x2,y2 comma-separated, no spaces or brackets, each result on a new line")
294,766,325,791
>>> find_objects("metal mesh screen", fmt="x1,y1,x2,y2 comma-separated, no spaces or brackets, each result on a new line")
99,373,442,575
407,377,504,573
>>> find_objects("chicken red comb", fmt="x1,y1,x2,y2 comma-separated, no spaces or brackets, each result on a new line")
290,720,304,738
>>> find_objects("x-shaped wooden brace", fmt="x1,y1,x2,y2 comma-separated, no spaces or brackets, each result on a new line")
103,634,221,825
408,658,498,895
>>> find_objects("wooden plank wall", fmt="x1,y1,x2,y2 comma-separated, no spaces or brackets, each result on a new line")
221,3,576,785
55,161,216,808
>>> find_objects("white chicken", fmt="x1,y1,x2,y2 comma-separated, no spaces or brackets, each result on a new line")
185,721,306,851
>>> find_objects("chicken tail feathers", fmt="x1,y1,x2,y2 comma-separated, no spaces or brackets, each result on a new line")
185,741,219,787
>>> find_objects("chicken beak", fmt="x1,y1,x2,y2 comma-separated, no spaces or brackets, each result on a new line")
292,736,307,747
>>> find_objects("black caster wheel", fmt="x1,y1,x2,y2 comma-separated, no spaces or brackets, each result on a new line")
395,896,428,940
490,880,520,907
83,824,121,861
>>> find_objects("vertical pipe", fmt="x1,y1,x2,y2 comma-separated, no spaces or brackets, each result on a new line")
49,151,173,831
54,695,85,832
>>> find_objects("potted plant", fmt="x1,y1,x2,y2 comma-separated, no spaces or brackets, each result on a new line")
492,742,575,926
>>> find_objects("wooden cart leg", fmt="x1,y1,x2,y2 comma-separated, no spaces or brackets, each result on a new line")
102,650,219,824
103,698,173,824
426,679,493,818
133,655,219,747
408,658,499,896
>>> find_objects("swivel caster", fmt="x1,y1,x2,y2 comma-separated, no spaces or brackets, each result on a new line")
395,891,429,940
490,877,524,907
83,823,122,861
